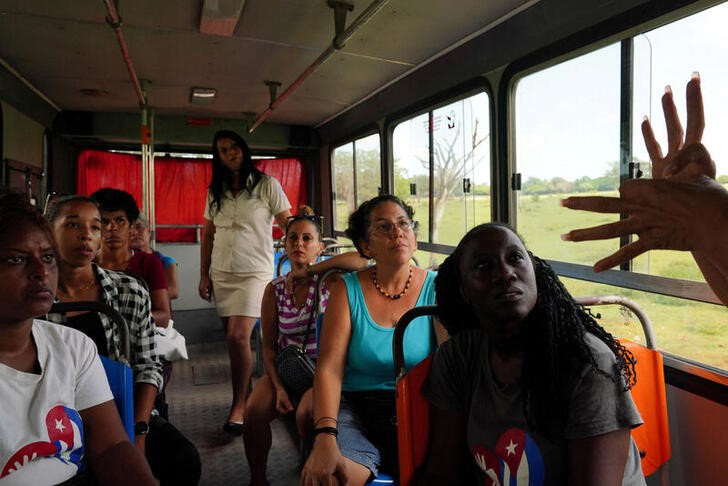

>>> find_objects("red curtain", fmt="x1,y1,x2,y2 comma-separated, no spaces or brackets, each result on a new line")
77,150,306,242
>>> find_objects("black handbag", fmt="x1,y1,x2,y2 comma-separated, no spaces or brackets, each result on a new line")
274,279,319,399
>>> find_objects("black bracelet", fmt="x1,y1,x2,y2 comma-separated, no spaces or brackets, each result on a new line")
314,416,338,427
313,426,338,438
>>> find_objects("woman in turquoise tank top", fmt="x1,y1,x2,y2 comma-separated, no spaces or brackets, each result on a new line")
301,195,447,486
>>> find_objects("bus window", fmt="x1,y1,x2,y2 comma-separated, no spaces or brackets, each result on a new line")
514,11,727,371
393,91,491,267
515,43,621,265
332,133,381,233
631,2,728,284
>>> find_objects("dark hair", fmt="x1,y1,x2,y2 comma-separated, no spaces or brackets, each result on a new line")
0,190,58,259
89,188,140,222
208,130,262,214
435,222,636,438
286,205,321,240
344,195,415,259
46,195,99,223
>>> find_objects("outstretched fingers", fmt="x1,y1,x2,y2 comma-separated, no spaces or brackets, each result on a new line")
641,116,664,172
662,85,685,155
684,72,705,146
562,216,646,243
593,238,652,272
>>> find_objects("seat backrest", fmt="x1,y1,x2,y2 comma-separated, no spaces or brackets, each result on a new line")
392,305,439,486
99,355,135,440
575,296,670,478
619,339,671,476
50,301,134,440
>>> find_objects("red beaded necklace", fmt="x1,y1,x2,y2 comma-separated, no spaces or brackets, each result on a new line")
371,265,412,300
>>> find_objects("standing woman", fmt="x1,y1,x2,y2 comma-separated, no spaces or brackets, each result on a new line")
301,195,446,486
244,207,367,486
199,130,292,433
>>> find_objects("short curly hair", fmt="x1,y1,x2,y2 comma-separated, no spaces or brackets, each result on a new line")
344,194,415,259
0,190,58,260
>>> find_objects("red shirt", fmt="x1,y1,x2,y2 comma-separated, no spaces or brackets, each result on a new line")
126,251,168,292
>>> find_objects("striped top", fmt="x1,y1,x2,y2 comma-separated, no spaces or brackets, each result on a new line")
273,273,329,357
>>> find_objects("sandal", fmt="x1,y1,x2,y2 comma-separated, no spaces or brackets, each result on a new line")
222,421,244,436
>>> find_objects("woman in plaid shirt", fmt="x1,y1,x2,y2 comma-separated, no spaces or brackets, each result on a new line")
46,195,200,485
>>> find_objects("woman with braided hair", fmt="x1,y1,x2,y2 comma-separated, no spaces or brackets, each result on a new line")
420,223,645,485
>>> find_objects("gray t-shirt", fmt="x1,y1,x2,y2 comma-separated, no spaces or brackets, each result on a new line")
423,328,646,485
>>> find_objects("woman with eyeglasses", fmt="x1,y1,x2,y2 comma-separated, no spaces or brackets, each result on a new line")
198,130,292,434
244,206,367,486
301,195,447,486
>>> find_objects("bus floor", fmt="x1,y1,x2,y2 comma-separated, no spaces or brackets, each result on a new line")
165,341,301,485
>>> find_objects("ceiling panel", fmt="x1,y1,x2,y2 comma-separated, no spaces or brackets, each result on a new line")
0,0,536,125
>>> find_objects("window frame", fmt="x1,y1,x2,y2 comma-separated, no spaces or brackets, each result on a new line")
385,80,495,255
502,2,723,307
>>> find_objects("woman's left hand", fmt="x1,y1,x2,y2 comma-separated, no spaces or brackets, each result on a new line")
275,386,295,414
285,267,308,294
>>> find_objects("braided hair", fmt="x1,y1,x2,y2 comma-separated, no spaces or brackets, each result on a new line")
436,223,636,438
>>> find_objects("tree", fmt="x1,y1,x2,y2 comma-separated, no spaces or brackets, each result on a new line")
418,119,489,243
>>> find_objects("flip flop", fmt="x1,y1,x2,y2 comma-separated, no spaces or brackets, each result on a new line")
223,421,244,436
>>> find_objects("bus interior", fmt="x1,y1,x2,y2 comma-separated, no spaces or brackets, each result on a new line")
1,0,727,484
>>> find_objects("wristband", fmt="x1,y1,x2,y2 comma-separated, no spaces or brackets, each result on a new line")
313,426,338,438
306,262,314,276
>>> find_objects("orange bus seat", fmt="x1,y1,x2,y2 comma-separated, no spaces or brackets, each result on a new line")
395,355,433,486
392,305,439,486
619,338,671,477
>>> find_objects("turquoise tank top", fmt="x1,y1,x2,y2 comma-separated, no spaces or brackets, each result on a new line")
341,270,436,391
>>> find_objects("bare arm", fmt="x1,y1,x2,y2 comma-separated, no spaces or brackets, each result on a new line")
260,282,295,414
568,428,632,486
418,405,469,485
82,400,157,485
300,281,353,485
133,382,158,453
164,264,179,300
287,251,369,283
274,209,293,235
198,218,215,301
149,288,171,328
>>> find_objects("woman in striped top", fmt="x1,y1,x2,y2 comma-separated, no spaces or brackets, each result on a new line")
244,208,368,486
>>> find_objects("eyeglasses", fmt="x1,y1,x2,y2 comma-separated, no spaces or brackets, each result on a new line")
287,214,318,224
370,219,417,235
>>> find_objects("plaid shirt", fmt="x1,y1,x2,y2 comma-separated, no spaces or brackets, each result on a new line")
47,264,163,390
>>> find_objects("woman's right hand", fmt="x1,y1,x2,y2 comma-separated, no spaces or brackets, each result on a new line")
198,275,213,301
300,436,348,486
275,385,295,414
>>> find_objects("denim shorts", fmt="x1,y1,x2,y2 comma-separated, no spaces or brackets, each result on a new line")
337,391,398,479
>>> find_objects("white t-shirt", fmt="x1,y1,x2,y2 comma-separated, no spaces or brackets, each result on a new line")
0,320,113,485
204,173,290,274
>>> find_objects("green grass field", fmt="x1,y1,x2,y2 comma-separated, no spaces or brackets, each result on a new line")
335,192,727,370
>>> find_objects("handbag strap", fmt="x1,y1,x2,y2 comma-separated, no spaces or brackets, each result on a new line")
298,274,320,352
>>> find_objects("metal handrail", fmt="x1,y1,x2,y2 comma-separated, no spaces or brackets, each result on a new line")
575,295,656,349
393,305,439,382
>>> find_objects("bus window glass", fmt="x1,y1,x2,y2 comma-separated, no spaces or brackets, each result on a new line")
332,133,381,233
393,112,430,241
393,91,491,261
631,2,728,282
515,44,621,264
354,133,381,204
333,143,354,232
561,277,727,370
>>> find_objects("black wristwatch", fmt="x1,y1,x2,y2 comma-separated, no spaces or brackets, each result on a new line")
134,421,150,436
